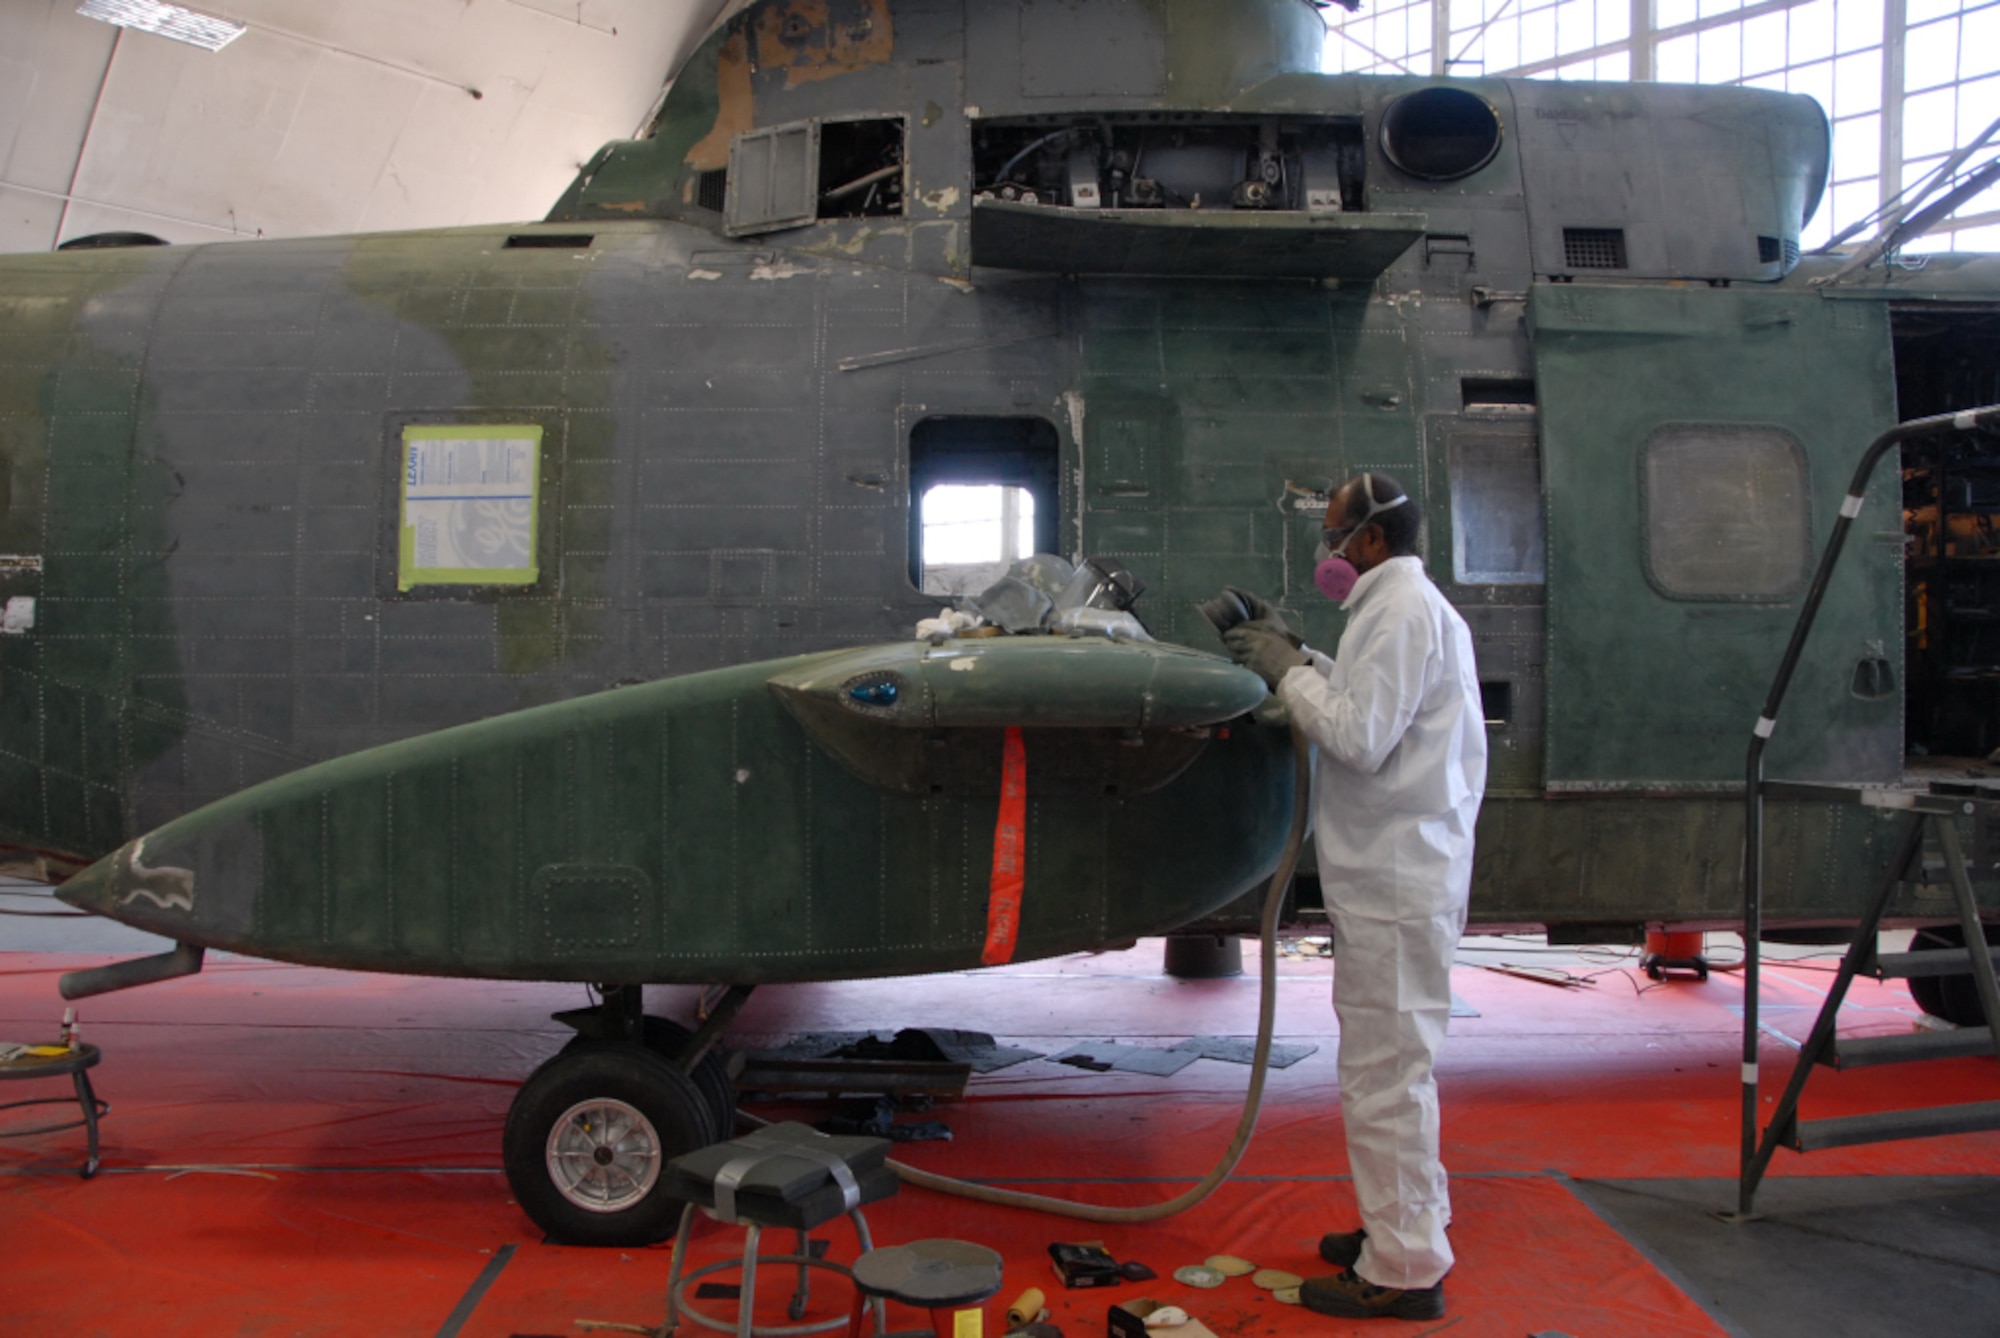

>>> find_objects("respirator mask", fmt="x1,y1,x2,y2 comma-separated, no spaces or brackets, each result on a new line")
1314,474,1408,603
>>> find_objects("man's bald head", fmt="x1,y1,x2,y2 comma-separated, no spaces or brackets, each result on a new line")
1330,472,1421,556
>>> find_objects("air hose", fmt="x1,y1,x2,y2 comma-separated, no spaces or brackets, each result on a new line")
884,721,1313,1222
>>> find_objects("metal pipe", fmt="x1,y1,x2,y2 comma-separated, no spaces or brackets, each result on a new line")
59,942,204,1000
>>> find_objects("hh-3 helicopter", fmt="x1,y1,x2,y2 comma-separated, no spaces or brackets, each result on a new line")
4,0,1999,1244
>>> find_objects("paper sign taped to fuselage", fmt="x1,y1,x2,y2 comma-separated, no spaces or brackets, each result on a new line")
398,425,541,590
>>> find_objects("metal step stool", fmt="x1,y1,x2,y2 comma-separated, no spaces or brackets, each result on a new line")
0,1042,108,1178
659,1121,900,1337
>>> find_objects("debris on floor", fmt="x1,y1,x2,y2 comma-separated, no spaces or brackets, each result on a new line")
1048,1035,1318,1074
816,1094,952,1142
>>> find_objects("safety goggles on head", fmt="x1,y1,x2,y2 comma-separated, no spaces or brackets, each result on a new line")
1316,473,1409,559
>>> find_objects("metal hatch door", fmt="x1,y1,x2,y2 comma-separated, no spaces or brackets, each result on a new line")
1529,283,1903,790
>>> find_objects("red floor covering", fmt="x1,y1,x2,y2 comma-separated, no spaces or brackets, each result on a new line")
2,944,1997,1337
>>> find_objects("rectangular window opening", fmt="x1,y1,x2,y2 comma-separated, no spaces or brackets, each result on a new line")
1447,432,1547,586
909,416,1061,596
1462,377,1537,412
1481,681,1514,726
1644,426,1810,599
818,118,905,219
971,114,1366,212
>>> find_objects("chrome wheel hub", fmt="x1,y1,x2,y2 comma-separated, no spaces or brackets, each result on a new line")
544,1097,662,1213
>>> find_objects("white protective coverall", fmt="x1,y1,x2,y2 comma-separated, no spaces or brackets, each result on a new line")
1275,554,1487,1291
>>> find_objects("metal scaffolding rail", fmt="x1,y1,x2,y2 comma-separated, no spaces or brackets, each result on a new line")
1733,404,2000,1220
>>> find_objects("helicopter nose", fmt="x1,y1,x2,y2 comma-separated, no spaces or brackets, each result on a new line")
53,854,120,915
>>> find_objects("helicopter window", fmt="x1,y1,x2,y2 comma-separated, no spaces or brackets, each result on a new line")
724,117,905,235
1643,427,1811,600
918,486,1038,597
908,416,1061,593
818,118,905,219
1448,433,1546,585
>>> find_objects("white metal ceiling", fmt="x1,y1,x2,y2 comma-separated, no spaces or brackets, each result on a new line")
0,0,740,254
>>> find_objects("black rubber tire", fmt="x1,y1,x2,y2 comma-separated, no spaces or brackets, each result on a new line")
558,1018,737,1140
640,1016,739,1141
503,1041,715,1247
1905,925,1999,1027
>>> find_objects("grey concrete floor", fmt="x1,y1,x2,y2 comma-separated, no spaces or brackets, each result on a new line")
1572,1175,2000,1338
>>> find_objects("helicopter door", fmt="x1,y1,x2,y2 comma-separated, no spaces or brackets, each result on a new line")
1528,284,1903,790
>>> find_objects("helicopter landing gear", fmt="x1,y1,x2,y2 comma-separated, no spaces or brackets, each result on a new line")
502,1040,715,1246
506,983,754,1245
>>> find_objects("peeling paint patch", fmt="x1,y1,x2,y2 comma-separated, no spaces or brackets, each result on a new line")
920,186,960,215
0,297,68,319
754,0,895,89
687,28,754,172
596,201,648,214
687,269,724,281
116,839,195,913
750,258,810,281
803,227,874,258
938,276,974,294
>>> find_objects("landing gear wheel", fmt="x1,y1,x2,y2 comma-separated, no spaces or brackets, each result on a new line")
503,1040,716,1246
641,1016,738,1140
1907,925,2000,1027
557,1017,736,1140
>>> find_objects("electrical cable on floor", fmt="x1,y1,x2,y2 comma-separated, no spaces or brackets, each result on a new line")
880,723,1312,1222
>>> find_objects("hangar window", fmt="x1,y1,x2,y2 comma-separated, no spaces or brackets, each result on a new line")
725,117,904,236
909,417,1061,596
1644,427,1811,600
1448,431,1545,585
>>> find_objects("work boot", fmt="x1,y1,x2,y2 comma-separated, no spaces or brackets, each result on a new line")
1318,1228,1366,1267
1300,1270,1445,1321
1321,1225,1453,1273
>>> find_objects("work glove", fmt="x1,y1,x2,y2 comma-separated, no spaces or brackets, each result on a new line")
1199,586,1305,648
1223,623,1311,689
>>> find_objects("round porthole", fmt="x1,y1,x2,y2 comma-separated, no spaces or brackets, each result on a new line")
1379,87,1503,182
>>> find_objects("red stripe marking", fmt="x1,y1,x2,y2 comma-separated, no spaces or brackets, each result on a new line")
982,726,1027,966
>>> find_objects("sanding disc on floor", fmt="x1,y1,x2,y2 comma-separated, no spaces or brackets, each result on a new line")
1173,1265,1226,1289
1204,1255,1255,1277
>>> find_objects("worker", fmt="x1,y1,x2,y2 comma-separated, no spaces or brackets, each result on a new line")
1220,472,1487,1322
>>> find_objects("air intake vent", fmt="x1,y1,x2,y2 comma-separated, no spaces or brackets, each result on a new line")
698,169,728,213
1462,377,1536,412
1758,235,1801,266
504,234,594,250
1563,227,1627,269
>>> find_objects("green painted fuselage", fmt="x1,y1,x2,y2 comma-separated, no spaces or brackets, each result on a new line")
5,0,1997,980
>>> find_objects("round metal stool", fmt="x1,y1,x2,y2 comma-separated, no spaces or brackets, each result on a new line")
661,1123,900,1338
0,1043,107,1178
843,1239,1003,1338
